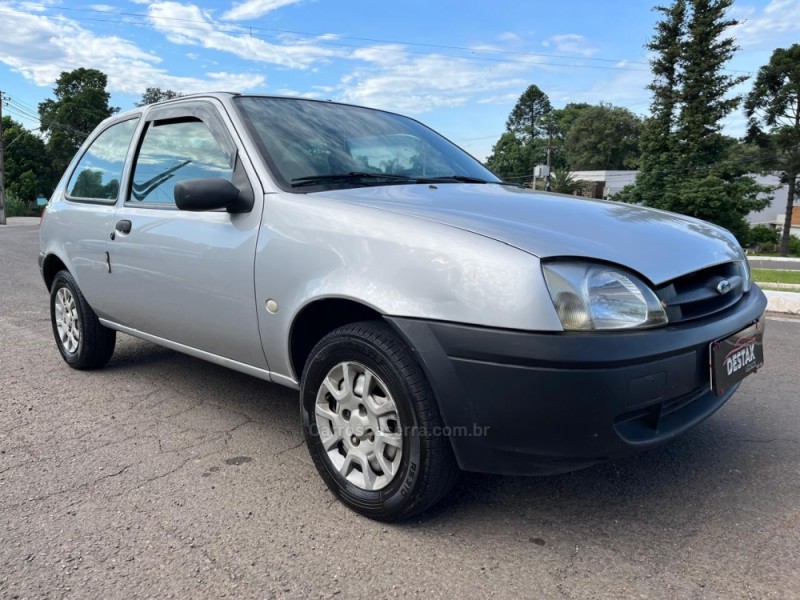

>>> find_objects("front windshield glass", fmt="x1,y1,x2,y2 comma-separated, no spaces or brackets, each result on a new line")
233,97,502,191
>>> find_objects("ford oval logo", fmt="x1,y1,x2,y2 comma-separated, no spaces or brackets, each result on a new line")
717,280,732,295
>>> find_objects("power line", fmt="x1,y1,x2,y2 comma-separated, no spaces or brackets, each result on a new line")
49,5,655,66
14,5,757,75
0,8,656,74
3,95,90,139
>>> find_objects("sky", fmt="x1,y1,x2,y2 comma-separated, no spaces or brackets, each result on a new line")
0,0,799,161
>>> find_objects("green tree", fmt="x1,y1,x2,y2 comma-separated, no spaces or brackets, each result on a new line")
725,138,768,173
38,68,116,184
505,84,553,142
620,0,770,243
677,0,748,166
1,116,51,207
747,224,780,253
552,103,592,136
745,44,800,256
563,103,642,170
136,87,183,106
548,103,592,169
487,85,553,183
485,131,538,182
550,168,587,195
70,169,118,199
624,0,686,208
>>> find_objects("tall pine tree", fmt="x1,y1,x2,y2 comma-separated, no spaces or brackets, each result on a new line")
487,85,554,183
619,0,770,242
625,0,686,209
745,44,800,256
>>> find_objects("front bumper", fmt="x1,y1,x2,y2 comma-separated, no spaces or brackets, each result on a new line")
387,287,767,476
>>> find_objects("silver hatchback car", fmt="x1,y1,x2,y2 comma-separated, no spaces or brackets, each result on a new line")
39,93,766,521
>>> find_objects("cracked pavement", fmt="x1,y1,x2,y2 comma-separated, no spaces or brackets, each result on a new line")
2,224,799,599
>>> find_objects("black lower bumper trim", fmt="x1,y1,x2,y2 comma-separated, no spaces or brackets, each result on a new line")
387,287,767,476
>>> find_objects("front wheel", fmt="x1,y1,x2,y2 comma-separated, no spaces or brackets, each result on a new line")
50,270,116,369
301,321,459,521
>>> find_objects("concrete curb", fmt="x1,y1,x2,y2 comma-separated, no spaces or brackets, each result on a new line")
763,290,800,315
0,217,40,227
756,282,800,290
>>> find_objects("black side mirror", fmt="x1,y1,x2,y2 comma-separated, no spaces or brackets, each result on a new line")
174,178,252,213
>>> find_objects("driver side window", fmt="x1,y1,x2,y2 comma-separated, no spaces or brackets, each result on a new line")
129,118,234,205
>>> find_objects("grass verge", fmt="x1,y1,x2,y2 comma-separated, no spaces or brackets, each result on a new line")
752,269,800,285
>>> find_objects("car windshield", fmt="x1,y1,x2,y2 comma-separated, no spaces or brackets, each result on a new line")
233,97,502,191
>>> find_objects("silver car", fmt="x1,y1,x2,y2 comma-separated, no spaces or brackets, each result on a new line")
39,93,767,521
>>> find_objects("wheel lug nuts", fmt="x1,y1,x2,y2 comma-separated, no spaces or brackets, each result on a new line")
342,409,351,420
350,435,359,446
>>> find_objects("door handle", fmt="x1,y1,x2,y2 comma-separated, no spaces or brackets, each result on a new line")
115,220,132,234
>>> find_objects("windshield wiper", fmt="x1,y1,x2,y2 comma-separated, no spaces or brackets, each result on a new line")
420,175,492,184
291,172,416,187
422,175,524,187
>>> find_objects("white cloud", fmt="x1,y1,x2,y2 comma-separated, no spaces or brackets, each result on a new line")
497,32,522,43
545,34,597,57
335,46,529,114
222,0,304,21
548,63,652,112
477,93,520,105
148,1,345,69
0,6,265,94
274,87,321,99
730,0,800,47
13,1,57,12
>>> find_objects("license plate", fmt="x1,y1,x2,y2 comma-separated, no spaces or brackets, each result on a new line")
710,320,765,396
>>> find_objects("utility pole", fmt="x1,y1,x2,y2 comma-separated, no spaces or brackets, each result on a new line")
0,89,6,225
545,120,553,192
531,102,537,190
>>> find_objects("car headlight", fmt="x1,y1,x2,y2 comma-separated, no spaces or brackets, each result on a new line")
736,259,752,292
542,261,668,330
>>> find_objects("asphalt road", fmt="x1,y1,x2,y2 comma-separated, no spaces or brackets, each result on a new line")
2,224,799,600
748,258,800,271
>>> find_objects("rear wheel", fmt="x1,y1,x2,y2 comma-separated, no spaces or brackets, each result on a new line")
301,321,459,521
50,271,116,369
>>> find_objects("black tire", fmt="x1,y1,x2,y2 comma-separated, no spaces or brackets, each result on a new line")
50,270,116,370
301,320,459,521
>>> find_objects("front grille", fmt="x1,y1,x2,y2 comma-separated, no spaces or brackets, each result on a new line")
655,262,744,323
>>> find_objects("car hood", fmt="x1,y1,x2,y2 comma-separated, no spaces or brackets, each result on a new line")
315,183,743,285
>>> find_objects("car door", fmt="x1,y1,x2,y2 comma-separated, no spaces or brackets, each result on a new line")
104,99,268,369
49,116,140,317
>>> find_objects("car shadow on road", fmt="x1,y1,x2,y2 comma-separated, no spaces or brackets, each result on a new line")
104,336,788,540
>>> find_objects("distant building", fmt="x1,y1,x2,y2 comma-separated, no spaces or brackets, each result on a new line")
570,171,797,238
745,175,799,238
774,206,800,239
570,170,638,198
746,175,787,226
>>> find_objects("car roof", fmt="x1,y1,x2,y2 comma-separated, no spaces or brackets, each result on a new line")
106,92,415,128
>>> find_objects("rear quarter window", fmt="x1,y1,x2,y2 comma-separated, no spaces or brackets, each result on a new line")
66,118,139,203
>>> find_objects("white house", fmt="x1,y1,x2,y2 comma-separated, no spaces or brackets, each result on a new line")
571,170,638,198
571,170,797,237
745,174,799,238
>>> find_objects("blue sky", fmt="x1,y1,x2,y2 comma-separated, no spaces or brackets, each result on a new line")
1,0,798,160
